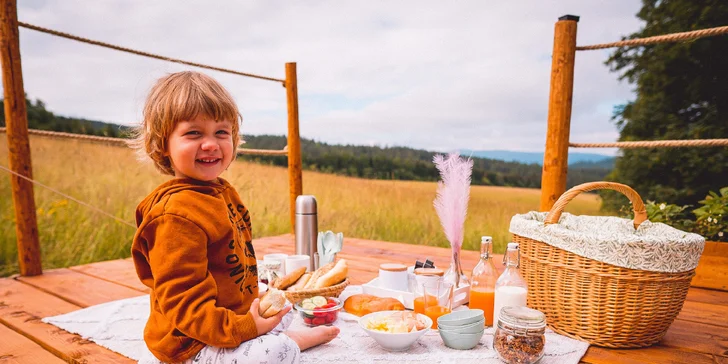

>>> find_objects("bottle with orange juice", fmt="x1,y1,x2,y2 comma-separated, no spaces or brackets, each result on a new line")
469,236,498,326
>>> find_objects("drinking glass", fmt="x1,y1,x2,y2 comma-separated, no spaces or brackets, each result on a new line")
423,281,453,329
413,280,439,315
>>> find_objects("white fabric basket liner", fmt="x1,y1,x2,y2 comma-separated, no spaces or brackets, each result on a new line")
509,211,705,273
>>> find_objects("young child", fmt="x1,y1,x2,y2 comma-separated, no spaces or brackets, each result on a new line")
131,71,339,363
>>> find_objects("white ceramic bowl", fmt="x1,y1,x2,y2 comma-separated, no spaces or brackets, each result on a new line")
439,329,485,350
358,311,432,351
437,309,484,327
437,319,486,334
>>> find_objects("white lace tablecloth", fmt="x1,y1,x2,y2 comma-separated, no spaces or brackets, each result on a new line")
296,286,589,364
42,286,589,363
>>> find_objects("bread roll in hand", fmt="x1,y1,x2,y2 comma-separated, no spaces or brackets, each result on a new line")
259,288,287,318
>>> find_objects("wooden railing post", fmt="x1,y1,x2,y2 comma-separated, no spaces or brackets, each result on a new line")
1,0,42,276
285,62,303,232
540,15,579,212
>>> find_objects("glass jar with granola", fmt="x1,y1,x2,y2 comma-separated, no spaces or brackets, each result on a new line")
493,306,546,364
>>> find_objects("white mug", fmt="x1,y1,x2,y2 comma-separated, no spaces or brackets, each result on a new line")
285,254,311,273
263,253,288,275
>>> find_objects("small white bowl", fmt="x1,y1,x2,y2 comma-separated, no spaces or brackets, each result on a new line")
358,311,432,352
438,319,485,334
439,329,484,350
437,309,484,326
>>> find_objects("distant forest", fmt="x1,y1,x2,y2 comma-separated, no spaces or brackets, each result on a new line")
1,97,611,188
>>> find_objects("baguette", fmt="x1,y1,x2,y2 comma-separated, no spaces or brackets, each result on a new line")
259,288,286,318
287,273,311,291
272,266,307,290
304,261,336,289
314,259,348,288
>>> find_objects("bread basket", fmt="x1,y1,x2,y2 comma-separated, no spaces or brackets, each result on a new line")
284,278,350,304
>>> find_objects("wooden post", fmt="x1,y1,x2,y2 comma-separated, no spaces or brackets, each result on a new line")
285,63,303,232
1,0,42,276
540,15,579,212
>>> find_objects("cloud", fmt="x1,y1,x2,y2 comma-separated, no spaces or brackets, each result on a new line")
9,0,643,156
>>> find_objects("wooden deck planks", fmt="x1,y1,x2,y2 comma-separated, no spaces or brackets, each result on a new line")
1,234,726,363
0,324,67,364
16,268,146,307
0,278,133,363
70,258,150,293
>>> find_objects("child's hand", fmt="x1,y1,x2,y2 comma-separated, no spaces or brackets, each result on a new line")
250,298,292,336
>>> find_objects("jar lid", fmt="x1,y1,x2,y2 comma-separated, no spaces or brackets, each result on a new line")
260,260,282,269
414,268,445,276
498,306,546,330
379,263,407,272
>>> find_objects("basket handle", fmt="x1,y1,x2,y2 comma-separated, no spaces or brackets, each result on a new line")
544,181,647,229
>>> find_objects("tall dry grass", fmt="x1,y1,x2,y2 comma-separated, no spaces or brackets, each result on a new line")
0,134,602,276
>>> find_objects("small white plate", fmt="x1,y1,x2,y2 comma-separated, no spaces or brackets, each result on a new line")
259,282,268,293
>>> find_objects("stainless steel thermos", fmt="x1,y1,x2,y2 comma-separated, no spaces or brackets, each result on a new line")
295,195,318,271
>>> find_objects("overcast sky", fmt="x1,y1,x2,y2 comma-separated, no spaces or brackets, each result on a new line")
12,1,644,156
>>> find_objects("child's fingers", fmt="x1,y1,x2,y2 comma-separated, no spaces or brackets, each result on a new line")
270,304,291,321
278,304,292,316
250,298,261,317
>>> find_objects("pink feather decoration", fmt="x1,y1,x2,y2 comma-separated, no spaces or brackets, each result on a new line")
433,153,473,256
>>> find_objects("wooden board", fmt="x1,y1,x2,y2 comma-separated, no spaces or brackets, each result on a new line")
70,258,150,293
0,324,66,363
678,300,728,327
16,268,145,307
691,241,728,291
0,278,134,363
582,345,724,364
686,286,728,305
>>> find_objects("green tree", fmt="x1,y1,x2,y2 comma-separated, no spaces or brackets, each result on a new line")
602,0,728,211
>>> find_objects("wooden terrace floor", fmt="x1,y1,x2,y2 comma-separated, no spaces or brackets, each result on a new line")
1,234,727,363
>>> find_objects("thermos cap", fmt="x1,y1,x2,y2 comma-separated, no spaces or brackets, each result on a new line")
295,195,317,214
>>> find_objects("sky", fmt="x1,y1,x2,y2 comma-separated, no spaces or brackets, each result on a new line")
12,1,645,156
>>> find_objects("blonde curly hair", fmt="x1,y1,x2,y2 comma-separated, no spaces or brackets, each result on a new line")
131,71,242,175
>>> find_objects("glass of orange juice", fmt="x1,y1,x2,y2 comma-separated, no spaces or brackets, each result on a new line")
414,290,437,315
423,281,453,329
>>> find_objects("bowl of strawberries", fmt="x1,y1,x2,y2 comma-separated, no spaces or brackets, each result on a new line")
295,296,342,327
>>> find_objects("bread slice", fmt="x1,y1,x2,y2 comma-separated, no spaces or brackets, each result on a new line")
304,261,336,289
314,259,348,288
287,272,311,291
272,266,307,290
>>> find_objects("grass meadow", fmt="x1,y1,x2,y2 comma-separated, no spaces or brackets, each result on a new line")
0,134,602,276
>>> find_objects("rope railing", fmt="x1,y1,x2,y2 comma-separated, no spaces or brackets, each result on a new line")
0,163,137,228
18,22,286,84
570,139,728,148
0,127,289,156
576,25,728,51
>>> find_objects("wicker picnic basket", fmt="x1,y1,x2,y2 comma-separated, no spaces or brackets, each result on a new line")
283,278,350,304
510,182,705,348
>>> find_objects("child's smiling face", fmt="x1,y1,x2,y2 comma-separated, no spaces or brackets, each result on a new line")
166,114,235,181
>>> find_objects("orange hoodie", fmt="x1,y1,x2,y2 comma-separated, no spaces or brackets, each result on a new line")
132,177,259,362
